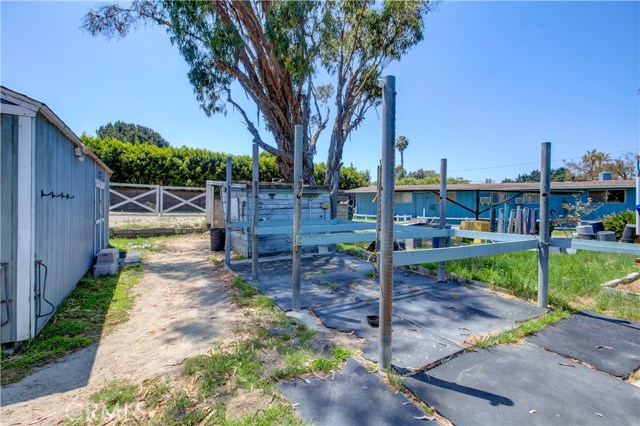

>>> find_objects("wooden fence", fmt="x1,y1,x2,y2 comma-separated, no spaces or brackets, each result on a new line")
109,183,206,215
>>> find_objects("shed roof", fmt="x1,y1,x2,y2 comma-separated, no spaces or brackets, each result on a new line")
1,86,112,175
346,180,635,194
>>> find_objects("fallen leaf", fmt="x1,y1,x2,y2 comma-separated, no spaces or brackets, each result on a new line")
413,415,436,421
595,345,613,349
595,412,604,418
529,410,536,414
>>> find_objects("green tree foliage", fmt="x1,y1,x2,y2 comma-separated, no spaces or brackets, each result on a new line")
396,168,469,185
508,167,568,183
83,136,280,186
564,150,637,181
313,163,370,190
83,1,432,186
84,136,368,189
96,121,170,147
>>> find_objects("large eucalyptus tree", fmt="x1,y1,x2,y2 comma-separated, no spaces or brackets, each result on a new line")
84,0,431,185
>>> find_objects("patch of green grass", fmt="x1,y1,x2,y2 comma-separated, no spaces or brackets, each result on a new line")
474,310,571,349
89,381,138,410
1,265,144,385
385,368,403,391
184,342,267,397
222,402,301,426
109,235,182,257
336,243,370,260
418,250,640,321
364,270,377,278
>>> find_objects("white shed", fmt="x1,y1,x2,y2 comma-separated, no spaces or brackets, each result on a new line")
0,87,112,343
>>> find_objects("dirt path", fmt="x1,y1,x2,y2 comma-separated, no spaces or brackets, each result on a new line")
1,235,240,425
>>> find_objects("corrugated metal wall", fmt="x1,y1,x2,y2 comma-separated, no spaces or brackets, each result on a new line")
1,114,18,343
33,114,108,333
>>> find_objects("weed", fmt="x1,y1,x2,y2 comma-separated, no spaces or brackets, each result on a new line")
385,368,403,391
418,250,640,321
89,381,138,410
1,265,143,385
475,310,571,348
364,270,376,278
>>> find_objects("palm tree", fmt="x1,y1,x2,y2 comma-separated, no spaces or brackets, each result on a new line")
395,136,409,169
583,149,611,179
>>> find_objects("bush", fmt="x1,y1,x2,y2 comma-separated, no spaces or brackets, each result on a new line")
602,210,636,240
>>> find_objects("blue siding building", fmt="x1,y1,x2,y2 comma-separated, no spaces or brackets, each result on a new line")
347,179,635,224
1,87,112,343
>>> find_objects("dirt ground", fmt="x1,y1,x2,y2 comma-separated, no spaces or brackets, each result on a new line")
1,235,241,425
616,279,640,294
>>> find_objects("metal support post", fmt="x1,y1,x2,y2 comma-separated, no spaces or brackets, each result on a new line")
438,158,447,282
331,170,339,220
489,207,497,233
291,125,303,311
375,162,382,274
378,75,396,369
225,157,232,267
251,143,259,281
538,142,551,308
330,169,340,252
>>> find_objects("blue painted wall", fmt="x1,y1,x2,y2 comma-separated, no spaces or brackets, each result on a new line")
355,188,636,224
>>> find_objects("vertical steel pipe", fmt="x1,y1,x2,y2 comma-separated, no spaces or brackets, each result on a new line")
225,157,232,267
538,142,551,308
375,162,382,274
251,143,259,281
378,76,396,369
438,158,447,282
291,125,303,311
331,170,339,220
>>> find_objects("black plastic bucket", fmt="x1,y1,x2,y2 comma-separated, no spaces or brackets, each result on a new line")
621,224,636,243
209,228,225,251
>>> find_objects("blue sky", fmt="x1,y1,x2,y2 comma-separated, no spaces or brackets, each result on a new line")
2,1,638,183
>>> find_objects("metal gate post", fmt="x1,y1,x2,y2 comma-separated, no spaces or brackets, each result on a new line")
225,157,232,267
291,125,303,311
438,158,447,282
538,142,551,308
379,76,396,369
252,143,259,281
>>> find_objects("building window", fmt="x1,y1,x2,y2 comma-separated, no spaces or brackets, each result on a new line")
587,189,625,204
436,192,457,203
394,192,412,204
524,193,540,204
491,192,507,204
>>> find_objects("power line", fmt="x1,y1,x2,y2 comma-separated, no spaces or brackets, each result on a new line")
449,147,638,173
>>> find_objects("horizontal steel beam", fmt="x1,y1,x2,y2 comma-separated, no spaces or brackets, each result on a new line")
550,238,640,256
298,228,449,246
393,239,539,266
451,230,538,242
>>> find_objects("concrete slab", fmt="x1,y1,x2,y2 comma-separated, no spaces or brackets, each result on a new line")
403,344,640,426
278,358,437,426
527,310,640,378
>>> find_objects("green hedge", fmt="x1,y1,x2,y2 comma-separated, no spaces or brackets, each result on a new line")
83,136,369,189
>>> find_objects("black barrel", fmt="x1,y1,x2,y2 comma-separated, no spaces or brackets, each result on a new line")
588,221,605,234
209,228,225,251
621,224,636,243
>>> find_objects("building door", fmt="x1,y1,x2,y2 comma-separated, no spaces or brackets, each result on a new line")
95,180,106,254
